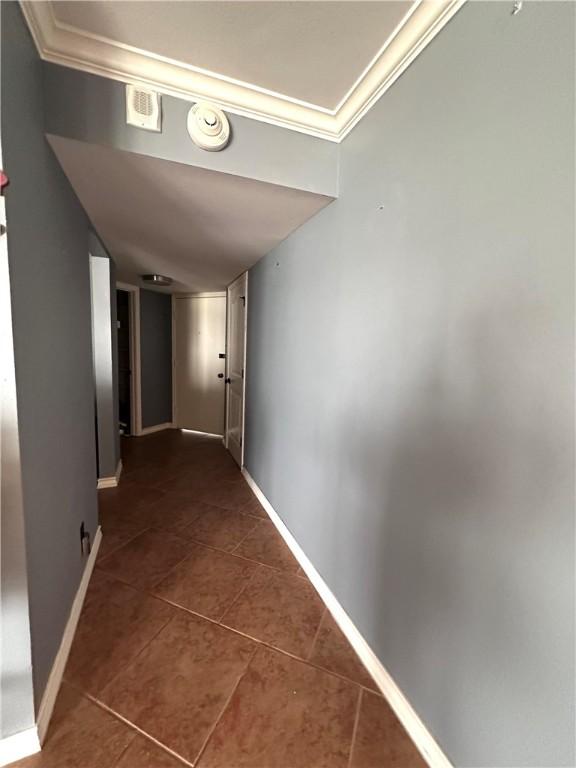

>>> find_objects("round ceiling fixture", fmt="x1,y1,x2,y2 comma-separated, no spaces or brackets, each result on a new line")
141,274,172,287
187,102,230,152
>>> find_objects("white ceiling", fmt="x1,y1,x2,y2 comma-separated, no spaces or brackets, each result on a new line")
23,0,465,141
51,1,412,111
49,136,332,293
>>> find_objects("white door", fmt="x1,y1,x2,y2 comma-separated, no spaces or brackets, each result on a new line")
174,295,226,435
225,273,247,466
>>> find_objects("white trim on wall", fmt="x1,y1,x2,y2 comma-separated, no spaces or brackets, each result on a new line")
171,293,176,428
116,282,142,436
224,273,248,466
20,0,466,142
240,274,248,467
96,459,122,489
180,428,223,439
241,469,453,768
224,289,230,452
0,728,40,768
176,291,226,299
139,422,174,436
36,526,102,744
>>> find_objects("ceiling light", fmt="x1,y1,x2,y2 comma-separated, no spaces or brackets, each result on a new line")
141,274,172,287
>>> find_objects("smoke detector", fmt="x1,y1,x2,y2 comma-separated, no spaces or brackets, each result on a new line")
126,85,161,132
187,102,230,151
141,274,172,287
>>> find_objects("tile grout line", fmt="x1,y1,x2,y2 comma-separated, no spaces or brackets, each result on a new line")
149,478,259,511
103,489,270,559
228,517,262,554
96,524,157,562
67,609,177,706
347,686,364,768
93,566,381,696
99,528,198,592
306,606,327,662
143,525,299,578
110,731,139,768
191,644,261,767
216,564,263,623
176,508,261,554
140,541,204,593
151,590,380,694
96,517,382,686
96,536,299,607
82,690,194,767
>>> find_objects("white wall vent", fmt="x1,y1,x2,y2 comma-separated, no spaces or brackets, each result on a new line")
126,85,161,132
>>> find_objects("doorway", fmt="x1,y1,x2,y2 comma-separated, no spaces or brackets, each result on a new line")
116,289,131,435
225,273,247,466
116,282,141,437
174,294,226,435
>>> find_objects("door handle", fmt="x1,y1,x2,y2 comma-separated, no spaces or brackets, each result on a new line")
225,377,231,384
217,373,224,378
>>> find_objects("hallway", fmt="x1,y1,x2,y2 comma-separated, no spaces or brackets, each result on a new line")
12,430,424,768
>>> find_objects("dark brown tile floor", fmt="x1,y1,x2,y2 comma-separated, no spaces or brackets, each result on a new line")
10,430,426,768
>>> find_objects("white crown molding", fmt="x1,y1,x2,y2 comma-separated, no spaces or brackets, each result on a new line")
20,0,465,142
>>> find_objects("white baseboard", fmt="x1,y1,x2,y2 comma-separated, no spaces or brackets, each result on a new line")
0,727,40,767
139,422,174,436
179,428,223,439
36,526,102,744
97,459,123,489
241,469,453,768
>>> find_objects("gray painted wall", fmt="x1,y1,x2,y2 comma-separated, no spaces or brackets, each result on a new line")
245,3,575,766
1,1,98,707
89,236,120,479
140,290,173,429
42,63,338,197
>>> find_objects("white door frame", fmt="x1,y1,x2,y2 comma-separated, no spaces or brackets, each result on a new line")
171,293,176,428
225,273,248,466
116,282,142,436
